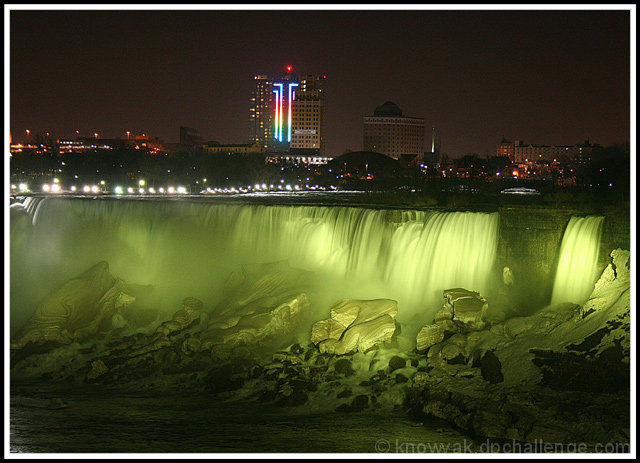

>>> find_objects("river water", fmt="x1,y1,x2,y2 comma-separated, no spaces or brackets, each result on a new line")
10,386,474,454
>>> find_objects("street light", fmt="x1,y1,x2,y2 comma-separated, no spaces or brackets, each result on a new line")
126,131,131,140
26,129,30,143
94,132,99,139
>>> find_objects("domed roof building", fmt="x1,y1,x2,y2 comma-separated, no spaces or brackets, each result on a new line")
373,101,403,117
364,101,425,160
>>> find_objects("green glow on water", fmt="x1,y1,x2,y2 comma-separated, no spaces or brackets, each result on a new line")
551,216,604,306
10,198,500,332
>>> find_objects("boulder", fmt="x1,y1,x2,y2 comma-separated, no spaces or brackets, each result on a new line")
318,338,341,354
416,324,444,352
155,297,203,337
200,293,309,349
440,343,465,364
320,314,397,355
330,299,398,327
87,359,109,380
334,358,355,376
388,355,406,372
272,352,304,365
311,319,347,345
311,298,399,355
12,262,135,349
443,288,488,330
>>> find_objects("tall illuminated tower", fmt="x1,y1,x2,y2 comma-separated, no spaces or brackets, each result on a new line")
290,74,326,156
249,66,325,154
271,65,298,150
249,75,274,149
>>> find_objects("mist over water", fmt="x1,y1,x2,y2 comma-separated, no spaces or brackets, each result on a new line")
10,197,500,336
551,215,605,306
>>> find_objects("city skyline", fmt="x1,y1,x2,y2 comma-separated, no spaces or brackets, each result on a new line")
10,9,631,156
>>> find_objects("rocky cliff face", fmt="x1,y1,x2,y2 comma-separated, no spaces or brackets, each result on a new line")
407,248,630,445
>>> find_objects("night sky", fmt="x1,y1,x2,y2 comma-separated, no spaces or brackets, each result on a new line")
10,9,630,157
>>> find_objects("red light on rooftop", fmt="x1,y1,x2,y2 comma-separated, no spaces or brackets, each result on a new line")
286,65,293,72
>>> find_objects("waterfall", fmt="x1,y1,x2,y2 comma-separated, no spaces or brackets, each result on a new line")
9,197,499,330
551,216,605,305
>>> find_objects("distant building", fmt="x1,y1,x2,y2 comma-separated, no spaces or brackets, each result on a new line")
363,102,425,160
290,74,326,156
496,137,515,161
203,141,266,155
249,75,274,149
513,140,596,164
265,152,332,165
57,135,165,154
179,126,204,151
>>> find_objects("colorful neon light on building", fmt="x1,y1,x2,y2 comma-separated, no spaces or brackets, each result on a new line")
273,83,284,142
287,82,298,142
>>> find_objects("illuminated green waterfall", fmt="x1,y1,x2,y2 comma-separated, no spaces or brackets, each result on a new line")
551,216,604,305
10,197,499,331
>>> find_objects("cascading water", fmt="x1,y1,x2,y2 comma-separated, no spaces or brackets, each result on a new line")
550,215,605,305
9,197,499,333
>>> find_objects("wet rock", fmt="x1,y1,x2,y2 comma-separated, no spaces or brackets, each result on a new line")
503,317,535,338
87,359,109,380
289,343,304,355
264,361,284,372
11,262,135,349
440,343,465,364
335,403,352,412
205,293,309,350
395,373,409,383
351,394,369,412
416,324,444,352
312,299,399,354
277,389,308,407
370,370,387,382
333,358,355,377
155,297,203,337
311,319,347,345
479,351,504,384
442,288,488,330
332,299,398,326
203,363,243,393
388,355,406,372
290,378,317,392
336,394,369,412
248,364,263,379
321,314,397,355
182,337,201,356
411,358,420,367
273,352,304,365
258,389,277,402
